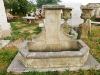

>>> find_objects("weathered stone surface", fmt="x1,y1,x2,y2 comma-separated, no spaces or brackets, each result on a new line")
7,53,100,72
80,6,94,39
81,6,93,20
0,0,11,38
62,8,72,20
20,40,89,58
28,5,79,52
43,5,65,10
0,40,10,48
7,5,95,72
18,5,90,69
79,23,89,38
1,29,11,37
19,56,86,68
18,40,90,68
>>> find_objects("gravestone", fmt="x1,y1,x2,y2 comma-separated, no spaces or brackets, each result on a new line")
0,0,11,38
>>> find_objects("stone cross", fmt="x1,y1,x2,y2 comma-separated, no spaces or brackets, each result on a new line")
0,0,11,38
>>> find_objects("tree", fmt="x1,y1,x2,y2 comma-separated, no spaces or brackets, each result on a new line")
27,1,36,13
12,0,29,15
3,0,36,15
3,0,15,9
36,0,60,8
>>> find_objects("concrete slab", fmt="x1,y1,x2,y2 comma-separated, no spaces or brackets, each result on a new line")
7,53,100,73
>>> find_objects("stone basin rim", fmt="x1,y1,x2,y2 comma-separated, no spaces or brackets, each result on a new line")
19,40,90,59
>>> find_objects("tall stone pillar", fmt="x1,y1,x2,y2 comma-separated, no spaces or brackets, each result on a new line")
43,5,64,45
0,0,11,38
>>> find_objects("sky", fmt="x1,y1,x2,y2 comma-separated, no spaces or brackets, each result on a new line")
29,0,100,5
61,0,100,5
28,0,100,26
59,0,100,26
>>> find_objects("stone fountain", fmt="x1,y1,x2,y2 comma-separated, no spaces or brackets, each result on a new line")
7,5,100,72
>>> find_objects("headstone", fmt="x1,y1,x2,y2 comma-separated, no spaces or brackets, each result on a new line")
0,0,11,38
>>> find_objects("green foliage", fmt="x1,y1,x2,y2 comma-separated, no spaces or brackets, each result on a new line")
23,71,60,75
12,0,35,15
95,70,100,75
0,70,7,75
0,46,17,75
78,70,84,75
3,0,15,9
36,0,61,8
96,45,100,50
6,19,41,41
0,47,17,64
0,50,14,64
27,1,36,12
23,70,100,75
4,0,36,15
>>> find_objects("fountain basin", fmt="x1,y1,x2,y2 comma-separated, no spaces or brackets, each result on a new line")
19,40,90,68
27,40,81,52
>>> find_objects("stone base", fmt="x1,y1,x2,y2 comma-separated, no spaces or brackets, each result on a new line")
1,29,11,38
0,40,10,48
7,53,100,73
0,23,11,38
